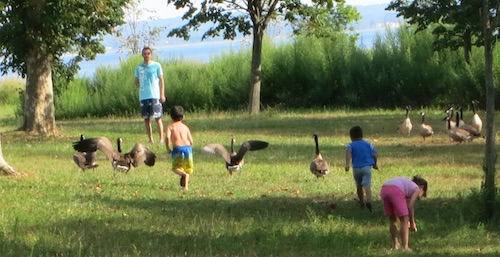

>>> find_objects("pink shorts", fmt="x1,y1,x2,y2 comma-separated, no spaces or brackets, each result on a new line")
380,185,409,217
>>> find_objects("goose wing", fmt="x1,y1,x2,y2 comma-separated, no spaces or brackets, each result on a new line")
127,143,156,167
201,143,232,163
460,124,484,138
230,140,269,165
420,124,434,137
73,153,87,169
73,152,98,170
448,128,472,142
72,137,116,161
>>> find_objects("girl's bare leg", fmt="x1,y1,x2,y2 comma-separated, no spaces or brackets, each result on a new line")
399,215,411,251
389,215,400,249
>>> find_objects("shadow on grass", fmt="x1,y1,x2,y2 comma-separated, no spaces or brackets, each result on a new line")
2,193,496,257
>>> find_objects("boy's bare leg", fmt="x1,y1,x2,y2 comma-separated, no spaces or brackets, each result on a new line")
364,185,372,203
144,118,154,143
155,118,164,143
357,185,364,203
183,174,189,190
389,215,400,249
173,168,189,190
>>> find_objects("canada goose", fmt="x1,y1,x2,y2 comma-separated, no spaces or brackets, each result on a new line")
447,112,472,143
397,106,412,136
72,137,156,173
0,134,17,176
419,112,434,141
443,106,456,132
456,110,484,140
458,107,466,128
310,134,329,178
73,134,98,171
471,100,483,132
201,138,269,175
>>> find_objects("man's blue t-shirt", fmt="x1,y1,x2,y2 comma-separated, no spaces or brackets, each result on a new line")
134,61,163,100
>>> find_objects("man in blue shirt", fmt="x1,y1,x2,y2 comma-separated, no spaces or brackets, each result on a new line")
134,47,166,143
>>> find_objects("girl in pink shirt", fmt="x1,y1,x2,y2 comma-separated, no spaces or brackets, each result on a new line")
380,176,428,251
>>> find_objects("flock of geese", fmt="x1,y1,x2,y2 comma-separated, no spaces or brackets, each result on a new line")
397,100,484,143
71,133,331,180
72,135,156,173
0,101,484,179
71,135,270,176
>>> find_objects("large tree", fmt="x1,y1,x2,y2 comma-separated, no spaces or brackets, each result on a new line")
166,0,358,115
0,0,129,135
388,0,499,219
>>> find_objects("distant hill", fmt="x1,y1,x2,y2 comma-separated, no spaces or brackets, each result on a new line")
102,3,400,51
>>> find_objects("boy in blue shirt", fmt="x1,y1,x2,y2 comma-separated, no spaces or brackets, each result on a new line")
345,126,378,212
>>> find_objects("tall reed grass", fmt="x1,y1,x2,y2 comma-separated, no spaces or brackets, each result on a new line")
4,25,500,119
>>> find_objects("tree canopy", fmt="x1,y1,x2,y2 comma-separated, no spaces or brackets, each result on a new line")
167,0,359,114
0,0,129,79
0,0,129,134
387,0,499,63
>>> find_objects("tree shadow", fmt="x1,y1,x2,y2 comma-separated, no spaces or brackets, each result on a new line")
8,192,492,257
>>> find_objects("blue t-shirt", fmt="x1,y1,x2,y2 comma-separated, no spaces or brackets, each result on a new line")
346,139,376,168
134,61,163,101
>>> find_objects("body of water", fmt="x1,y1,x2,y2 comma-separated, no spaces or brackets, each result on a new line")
2,29,384,79
74,38,254,77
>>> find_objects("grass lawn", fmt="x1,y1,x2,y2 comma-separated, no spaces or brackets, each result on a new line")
0,105,499,256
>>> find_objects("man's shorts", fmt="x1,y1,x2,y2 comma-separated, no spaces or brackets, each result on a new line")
140,99,163,119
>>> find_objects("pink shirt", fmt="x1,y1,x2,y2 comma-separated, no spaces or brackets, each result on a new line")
383,177,419,198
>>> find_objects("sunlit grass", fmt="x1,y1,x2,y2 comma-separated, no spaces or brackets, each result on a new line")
0,109,499,256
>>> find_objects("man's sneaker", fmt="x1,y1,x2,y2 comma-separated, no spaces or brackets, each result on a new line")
366,202,373,212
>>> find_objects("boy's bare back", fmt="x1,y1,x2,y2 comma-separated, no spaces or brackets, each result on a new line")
166,121,193,150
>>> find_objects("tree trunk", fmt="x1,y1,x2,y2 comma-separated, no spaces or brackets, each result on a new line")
20,47,58,135
248,25,264,115
463,28,472,65
482,0,496,220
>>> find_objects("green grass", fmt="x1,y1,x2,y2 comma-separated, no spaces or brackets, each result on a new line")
0,108,499,256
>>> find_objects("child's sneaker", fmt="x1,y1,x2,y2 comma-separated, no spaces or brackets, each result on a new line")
365,202,373,212
354,199,364,209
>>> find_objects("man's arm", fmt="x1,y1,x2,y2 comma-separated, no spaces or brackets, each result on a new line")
134,77,140,88
159,76,166,103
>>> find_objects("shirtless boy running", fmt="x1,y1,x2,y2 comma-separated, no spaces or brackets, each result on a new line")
165,105,194,190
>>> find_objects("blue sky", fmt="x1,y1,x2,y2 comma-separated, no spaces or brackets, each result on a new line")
139,0,391,19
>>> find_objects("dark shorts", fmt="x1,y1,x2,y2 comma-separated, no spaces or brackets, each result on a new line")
140,99,163,119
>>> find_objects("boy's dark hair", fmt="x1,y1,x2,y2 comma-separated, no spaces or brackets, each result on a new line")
170,105,184,121
142,46,152,53
349,126,363,139
412,175,428,197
